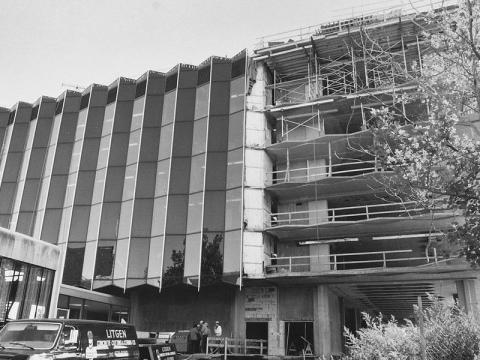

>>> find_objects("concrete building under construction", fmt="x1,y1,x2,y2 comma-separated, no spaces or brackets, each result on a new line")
0,3,479,358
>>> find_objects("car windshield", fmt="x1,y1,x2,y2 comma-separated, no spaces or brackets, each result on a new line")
0,322,61,350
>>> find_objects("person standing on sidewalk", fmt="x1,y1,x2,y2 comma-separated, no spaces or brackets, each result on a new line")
201,322,211,353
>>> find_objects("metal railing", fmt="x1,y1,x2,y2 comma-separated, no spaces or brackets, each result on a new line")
265,249,440,274
269,201,427,227
267,160,377,185
254,0,456,50
206,337,267,356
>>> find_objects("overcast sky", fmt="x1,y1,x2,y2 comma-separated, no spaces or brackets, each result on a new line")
0,0,411,107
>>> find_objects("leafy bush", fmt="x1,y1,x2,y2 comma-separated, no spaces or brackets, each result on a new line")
343,297,480,360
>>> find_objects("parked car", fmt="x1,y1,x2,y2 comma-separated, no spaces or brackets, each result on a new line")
0,319,176,360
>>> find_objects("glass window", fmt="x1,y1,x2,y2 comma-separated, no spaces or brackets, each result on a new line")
230,77,245,113
207,116,229,152
147,235,164,280
203,191,226,231
0,321,60,349
131,199,153,237
63,243,86,286
104,167,126,202
74,171,95,205
35,269,55,319
172,122,193,156
151,197,167,237
91,168,106,205
86,203,101,241
194,84,210,120
127,237,150,278
58,113,78,143
191,118,207,156
186,192,203,234
80,138,101,171
135,162,156,198
68,206,90,243
99,202,121,239
161,91,176,126
96,135,111,170
95,240,116,279
40,209,62,243
228,112,244,150
139,129,160,162
183,233,201,284
158,123,173,160
223,230,241,275
165,195,188,234
109,133,130,166
27,148,48,179
113,102,133,133
226,148,243,189
155,160,169,197
84,108,105,139
20,180,40,211
189,154,205,193
84,300,109,321
162,235,185,287
52,143,73,175
201,232,224,286
126,129,141,166
117,200,133,239
175,88,196,122
225,188,242,231
122,164,136,201
46,175,68,208
205,152,227,190
113,239,129,283
209,82,230,115
169,158,191,194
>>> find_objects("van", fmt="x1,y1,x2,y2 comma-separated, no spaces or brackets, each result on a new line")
0,319,139,360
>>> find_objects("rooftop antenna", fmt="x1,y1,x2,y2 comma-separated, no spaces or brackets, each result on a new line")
61,83,86,91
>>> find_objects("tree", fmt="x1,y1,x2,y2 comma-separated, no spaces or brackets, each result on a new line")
363,0,480,265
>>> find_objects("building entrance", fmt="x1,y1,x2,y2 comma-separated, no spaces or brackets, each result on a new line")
285,322,314,356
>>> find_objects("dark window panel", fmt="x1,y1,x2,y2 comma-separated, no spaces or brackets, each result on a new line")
231,56,246,78
165,195,188,234
104,166,126,202
55,99,64,115
8,110,16,125
63,243,86,287
135,79,147,99
207,115,229,152
127,237,150,279
203,191,226,231
80,93,90,110
30,105,39,121
168,158,191,195
107,87,118,105
172,122,193,157
165,72,178,92
205,152,227,190
200,231,224,286
197,65,211,86
131,199,154,237
99,202,121,239
162,235,185,287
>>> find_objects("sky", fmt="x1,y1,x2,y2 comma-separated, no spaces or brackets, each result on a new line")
0,0,412,107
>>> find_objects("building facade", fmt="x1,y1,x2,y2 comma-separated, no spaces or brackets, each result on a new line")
1,6,480,358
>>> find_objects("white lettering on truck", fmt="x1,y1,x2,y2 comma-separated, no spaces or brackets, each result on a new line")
105,329,127,339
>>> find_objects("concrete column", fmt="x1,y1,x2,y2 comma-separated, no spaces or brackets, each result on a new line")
313,285,342,357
